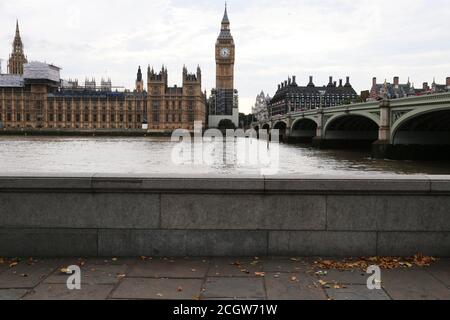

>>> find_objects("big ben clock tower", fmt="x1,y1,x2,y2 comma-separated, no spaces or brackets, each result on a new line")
209,4,239,128
216,4,235,90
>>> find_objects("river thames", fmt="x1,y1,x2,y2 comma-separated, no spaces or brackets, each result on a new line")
1,136,450,175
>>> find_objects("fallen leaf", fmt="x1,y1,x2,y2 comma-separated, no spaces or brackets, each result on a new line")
319,280,328,286
116,273,126,279
255,272,265,277
60,268,69,274
313,254,437,272
290,276,298,282
9,262,18,268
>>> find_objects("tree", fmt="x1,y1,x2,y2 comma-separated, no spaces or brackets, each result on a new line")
218,119,236,130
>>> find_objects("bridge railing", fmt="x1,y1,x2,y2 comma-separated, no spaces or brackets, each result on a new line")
389,92,450,107
256,92,450,124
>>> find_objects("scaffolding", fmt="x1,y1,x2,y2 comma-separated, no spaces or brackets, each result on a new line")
210,88,238,116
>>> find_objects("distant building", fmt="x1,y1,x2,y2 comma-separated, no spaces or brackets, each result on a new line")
252,91,271,122
369,77,416,100
360,90,370,102
430,77,450,94
269,76,358,117
146,65,206,131
369,76,450,100
0,21,206,132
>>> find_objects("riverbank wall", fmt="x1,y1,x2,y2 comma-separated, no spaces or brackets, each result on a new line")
1,174,449,257
0,128,174,137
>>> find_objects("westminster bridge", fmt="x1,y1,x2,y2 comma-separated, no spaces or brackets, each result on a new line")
253,92,450,159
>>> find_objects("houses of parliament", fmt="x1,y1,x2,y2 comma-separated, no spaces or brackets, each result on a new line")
0,6,238,132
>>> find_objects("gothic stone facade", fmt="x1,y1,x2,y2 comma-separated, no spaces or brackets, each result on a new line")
252,91,271,122
208,5,239,128
0,22,206,131
0,65,206,131
7,21,27,75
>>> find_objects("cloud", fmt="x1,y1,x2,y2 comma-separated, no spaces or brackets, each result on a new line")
1,0,450,113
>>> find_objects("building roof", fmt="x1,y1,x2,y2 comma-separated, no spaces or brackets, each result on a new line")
375,82,413,98
222,4,230,24
23,61,61,83
0,74,24,87
218,4,233,40
271,77,357,104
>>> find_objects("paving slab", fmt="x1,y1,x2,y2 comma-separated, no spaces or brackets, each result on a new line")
44,263,128,285
426,259,450,288
203,277,265,299
0,289,29,300
0,260,57,289
111,278,203,300
128,258,209,279
23,284,114,300
318,269,368,285
86,258,139,266
263,258,310,273
382,268,450,300
326,285,391,300
265,273,327,300
208,258,263,277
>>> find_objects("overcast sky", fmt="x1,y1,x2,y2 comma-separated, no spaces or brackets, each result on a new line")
1,0,450,113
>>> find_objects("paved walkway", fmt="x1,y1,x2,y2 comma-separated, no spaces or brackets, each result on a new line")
0,257,449,300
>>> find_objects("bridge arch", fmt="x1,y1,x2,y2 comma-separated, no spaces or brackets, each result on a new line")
291,117,318,141
272,121,288,142
323,113,379,146
391,107,450,145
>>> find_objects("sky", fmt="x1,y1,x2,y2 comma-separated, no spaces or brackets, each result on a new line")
1,0,450,114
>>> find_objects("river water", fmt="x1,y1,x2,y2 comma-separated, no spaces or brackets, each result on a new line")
0,136,449,176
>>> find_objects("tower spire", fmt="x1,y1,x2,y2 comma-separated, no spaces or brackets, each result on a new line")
218,3,233,40
8,19,27,74
222,3,230,25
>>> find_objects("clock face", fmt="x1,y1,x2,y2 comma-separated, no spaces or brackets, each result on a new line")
220,48,231,58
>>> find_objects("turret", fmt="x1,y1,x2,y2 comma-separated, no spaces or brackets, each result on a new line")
7,20,28,75
135,66,144,93
197,65,202,82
